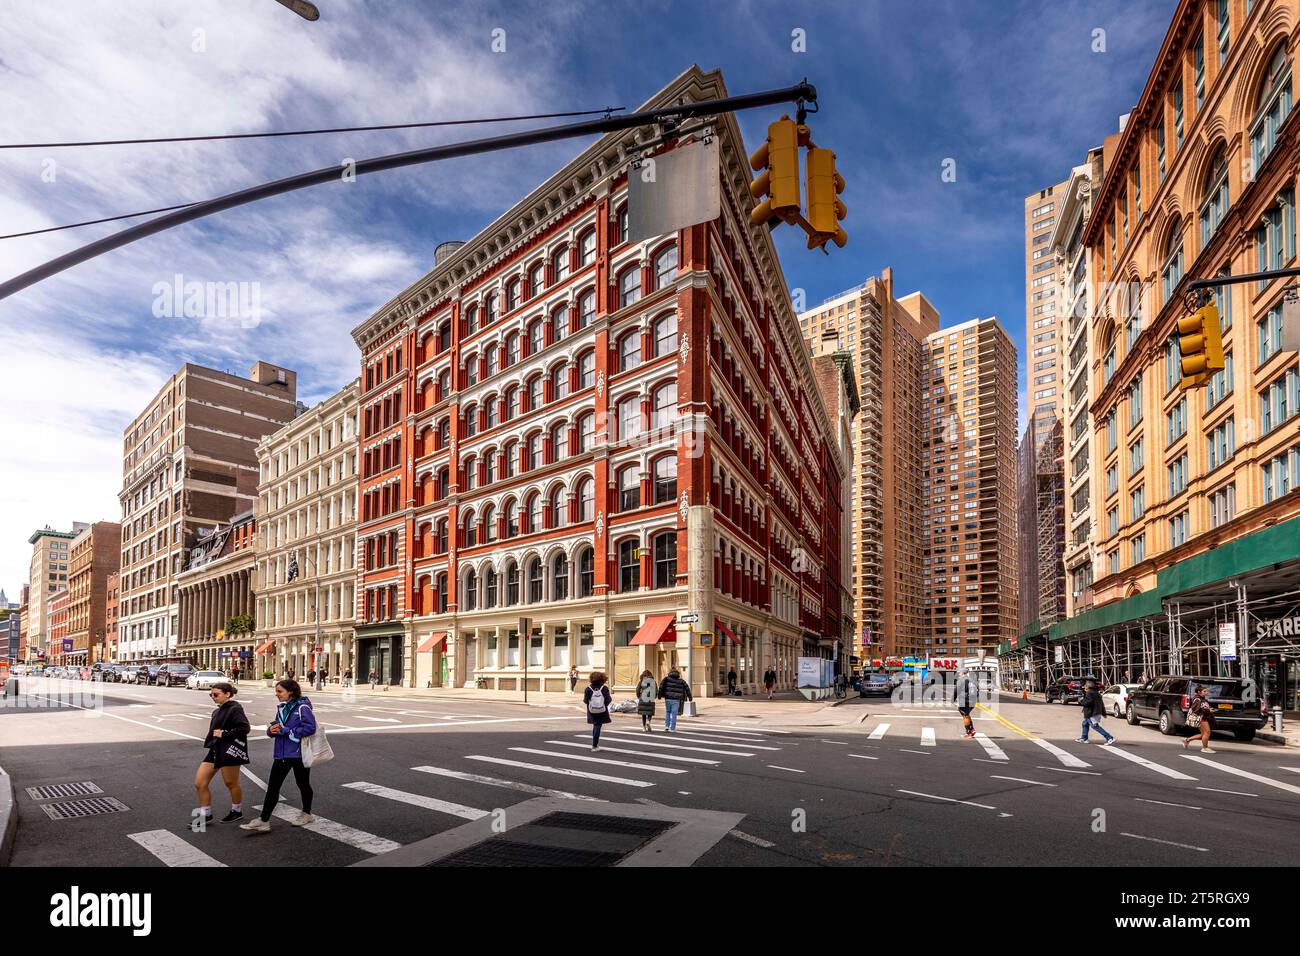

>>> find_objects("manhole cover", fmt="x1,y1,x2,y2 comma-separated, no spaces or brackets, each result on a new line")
431,812,675,867
40,797,130,820
26,782,103,801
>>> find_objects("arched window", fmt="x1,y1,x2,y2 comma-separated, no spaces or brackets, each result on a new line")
484,451,497,486
528,375,544,410
507,278,521,311
437,418,450,448
577,477,595,522
437,321,451,352
485,397,499,429
436,518,448,554
617,205,629,244
485,567,498,608
482,504,497,543
527,320,544,355
653,454,677,505
552,246,570,282
436,571,448,613
618,266,642,308
526,492,542,533
463,508,477,547
653,531,677,588
528,431,543,469
462,455,476,491
1161,219,1185,303
486,346,499,378
578,350,596,389
653,245,678,289
505,499,519,538
505,560,520,606
527,558,543,603
506,332,520,366
618,394,642,441
463,404,478,438
528,261,544,297
436,466,449,500
551,421,569,460
550,485,567,528
577,547,595,597
484,293,498,324
503,440,518,478
552,552,570,601
579,228,597,266
463,569,477,611
437,368,450,398
618,330,641,371
1253,44,1293,168
618,539,640,592
576,412,595,453
618,464,641,511
464,306,478,336
1200,147,1229,246
653,312,678,358
551,363,569,400
550,305,569,343
464,354,479,387
652,382,678,429
577,290,596,329
506,386,520,422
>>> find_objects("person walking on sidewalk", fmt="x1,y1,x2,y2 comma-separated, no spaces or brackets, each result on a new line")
195,682,250,827
727,668,737,695
568,665,579,694
763,668,776,699
1076,679,1116,746
306,668,316,689
635,669,657,732
343,667,353,688
584,671,612,750
1182,684,1216,754
241,679,318,833
658,667,692,733
317,669,327,691
954,669,979,738
368,669,379,691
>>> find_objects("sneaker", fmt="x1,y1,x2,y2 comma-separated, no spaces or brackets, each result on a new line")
1074,737,1088,743
219,810,244,823
591,746,599,752
239,818,271,833
1200,748,1216,755
291,812,317,827
1101,738,1116,747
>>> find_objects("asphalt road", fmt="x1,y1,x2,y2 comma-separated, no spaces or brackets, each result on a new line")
3,678,1299,867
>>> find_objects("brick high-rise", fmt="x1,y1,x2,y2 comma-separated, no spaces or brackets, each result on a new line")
66,520,121,665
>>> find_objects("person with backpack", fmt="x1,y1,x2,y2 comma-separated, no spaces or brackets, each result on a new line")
1076,679,1116,746
240,679,317,833
306,668,316,689
658,667,692,733
635,669,657,732
1182,684,1216,754
763,668,776,700
195,682,250,826
343,667,353,688
953,669,979,738
584,671,612,750
726,668,737,695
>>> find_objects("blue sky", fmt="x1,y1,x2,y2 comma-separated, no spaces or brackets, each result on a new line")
0,0,1173,591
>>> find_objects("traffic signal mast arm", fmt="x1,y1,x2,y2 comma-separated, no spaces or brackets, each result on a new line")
1185,266,1300,291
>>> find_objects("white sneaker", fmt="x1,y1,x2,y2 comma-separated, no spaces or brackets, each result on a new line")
291,812,317,827
239,818,271,833
1102,738,1116,747
1074,737,1088,743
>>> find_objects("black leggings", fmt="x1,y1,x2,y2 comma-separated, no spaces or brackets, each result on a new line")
261,758,313,821
592,722,604,746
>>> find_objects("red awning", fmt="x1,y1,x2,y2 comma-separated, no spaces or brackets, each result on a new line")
714,619,741,646
255,640,275,655
629,614,678,646
417,631,448,654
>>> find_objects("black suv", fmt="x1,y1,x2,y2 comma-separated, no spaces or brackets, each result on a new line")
142,664,164,685
1126,676,1266,742
156,664,196,687
1045,675,1097,704
91,663,121,682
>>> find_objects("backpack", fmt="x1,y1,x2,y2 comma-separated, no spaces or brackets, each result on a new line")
588,687,607,714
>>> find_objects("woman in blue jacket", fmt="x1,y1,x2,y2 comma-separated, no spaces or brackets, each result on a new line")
240,679,317,833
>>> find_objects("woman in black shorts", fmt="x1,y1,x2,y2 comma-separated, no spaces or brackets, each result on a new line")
195,682,251,826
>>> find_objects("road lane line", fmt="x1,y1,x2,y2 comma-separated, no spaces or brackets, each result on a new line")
767,765,804,773
510,747,687,774
351,716,402,723
412,765,604,801
467,756,654,787
28,693,204,741
1036,766,1102,775
670,731,781,749
1181,754,1300,795
868,723,890,739
593,733,754,756
990,775,1056,787
240,768,267,790
1279,767,1300,774
1029,737,1090,768
128,830,226,867
975,702,1037,739
1135,797,1201,810
973,733,1008,761
1196,786,1258,797
673,727,775,740
820,739,849,746
897,789,999,811
1121,832,1208,852
686,722,791,735
728,829,776,848
342,781,487,820
920,728,936,747
898,749,931,756
255,804,401,854
543,740,718,764
848,754,879,760
1093,745,1196,779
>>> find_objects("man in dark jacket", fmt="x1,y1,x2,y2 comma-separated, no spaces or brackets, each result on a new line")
1077,680,1115,745
953,670,979,738
658,668,692,733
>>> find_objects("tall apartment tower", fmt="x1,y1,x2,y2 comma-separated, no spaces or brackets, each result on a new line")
117,362,298,661
800,268,938,660
66,520,122,665
26,523,87,659
1025,179,1070,424
922,318,1020,656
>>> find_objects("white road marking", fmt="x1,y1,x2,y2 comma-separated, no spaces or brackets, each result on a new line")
1135,797,1201,810
1196,786,1258,797
670,731,781,749
593,733,754,756
128,704,153,708
543,740,718,765
255,804,401,854
352,716,401,723
29,693,204,741
868,723,891,739
1121,832,1208,852
728,829,776,848
973,733,1008,761
1279,767,1300,774
180,714,208,720
467,755,654,787
324,715,585,734
1182,754,1300,795
898,749,931,755
510,747,687,774
989,775,1056,787
342,781,487,820
686,721,791,735
897,789,999,812
848,754,879,760
240,768,267,790
1036,766,1102,775
819,739,849,745
128,830,226,867
1095,745,1197,780
920,728,937,747
412,765,604,801
1030,737,1090,768
767,765,805,773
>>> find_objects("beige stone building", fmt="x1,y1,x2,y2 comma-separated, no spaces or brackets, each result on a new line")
26,524,86,660
176,512,257,671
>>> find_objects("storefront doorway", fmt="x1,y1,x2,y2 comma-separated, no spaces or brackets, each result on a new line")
356,634,403,685
1252,654,1300,714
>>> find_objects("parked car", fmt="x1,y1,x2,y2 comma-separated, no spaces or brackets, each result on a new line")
141,664,164,685
157,664,196,687
1126,675,1267,742
1101,683,1142,718
92,664,123,683
1045,675,1097,704
76,666,93,680
121,665,147,685
859,673,895,698
185,670,228,691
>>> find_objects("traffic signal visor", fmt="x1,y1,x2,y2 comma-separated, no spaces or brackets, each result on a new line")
749,117,802,227
1177,303,1223,389
805,145,847,249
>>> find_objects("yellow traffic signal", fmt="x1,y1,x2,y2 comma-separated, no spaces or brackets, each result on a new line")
749,116,803,227
1177,303,1224,390
804,145,847,249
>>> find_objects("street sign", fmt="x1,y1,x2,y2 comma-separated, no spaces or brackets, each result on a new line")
698,631,714,647
1282,286,1300,351
1054,646,1064,664
1218,623,1238,661
678,612,700,625
628,135,720,243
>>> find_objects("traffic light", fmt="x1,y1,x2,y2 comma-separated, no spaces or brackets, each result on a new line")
749,116,803,228
804,145,847,249
1177,302,1224,390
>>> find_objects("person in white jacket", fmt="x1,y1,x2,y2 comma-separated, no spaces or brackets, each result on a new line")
635,670,657,733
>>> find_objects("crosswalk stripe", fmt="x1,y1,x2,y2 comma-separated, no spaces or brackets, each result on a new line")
1279,767,1300,774
342,781,487,820
920,728,936,747
670,731,781,750
1181,755,1300,795
848,754,879,760
352,716,401,723
1095,745,1196,780
868,723,890,740
1030,737,1090,768
510,747,687,774
411,765,604,801
543,740,718,765
128,830,226,867
467,755,654,787
685,721,790,735
673,727,776,741
255,804,401,854
989,775,1056,787
592,733,755,756
973,733,1008,761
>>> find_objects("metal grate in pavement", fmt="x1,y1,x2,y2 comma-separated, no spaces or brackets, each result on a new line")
429,812,675,867
531,811,676,838
25,782,103,801
40,797,130,820
431,840,622,867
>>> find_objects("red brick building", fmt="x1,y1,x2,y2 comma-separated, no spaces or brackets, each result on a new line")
350,67,854,695
105,572,119,662
67,520,122,665
48,589,70,665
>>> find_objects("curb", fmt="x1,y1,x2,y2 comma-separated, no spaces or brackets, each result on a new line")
1257,730,1294,747
0,765,16,867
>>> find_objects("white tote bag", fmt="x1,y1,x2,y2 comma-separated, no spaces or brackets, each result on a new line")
300,726,334,767
681,700,698,718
